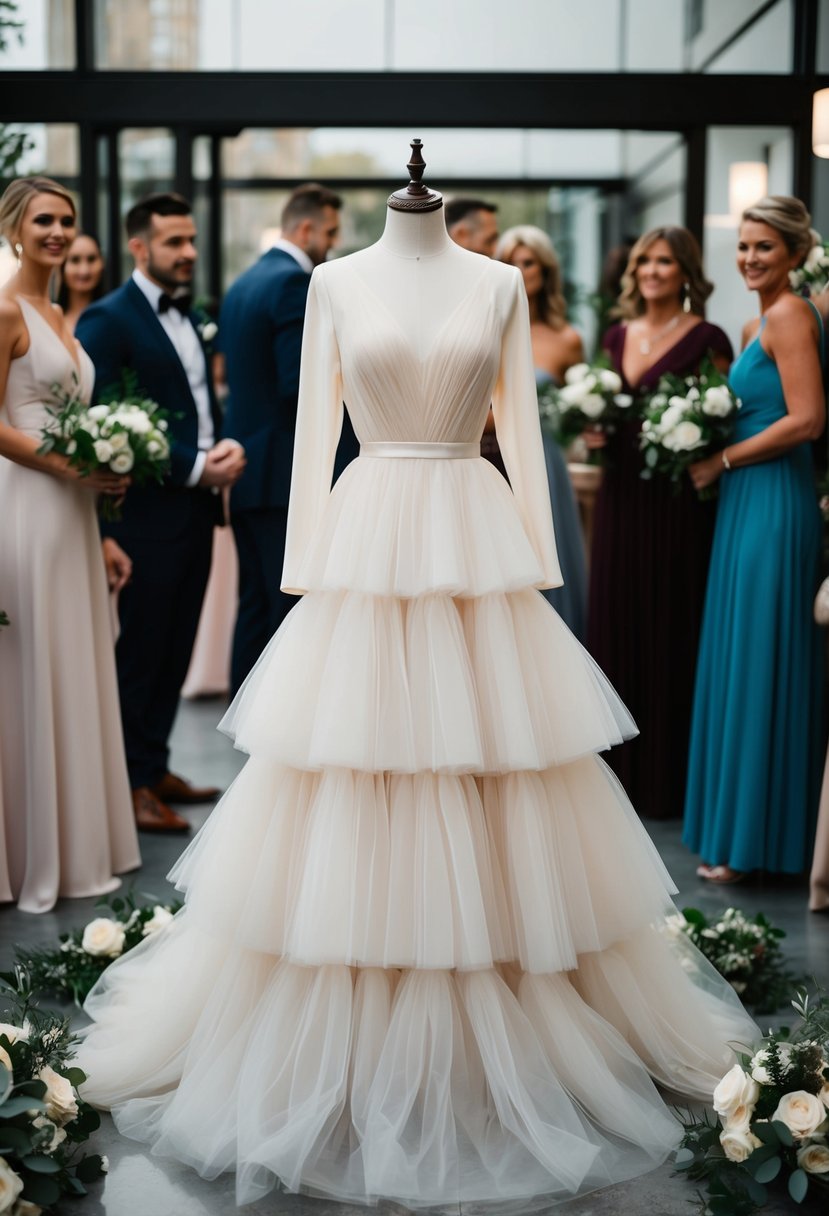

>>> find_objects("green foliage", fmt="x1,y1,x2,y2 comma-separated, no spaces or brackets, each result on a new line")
0,2,32,186
678,907,800,1015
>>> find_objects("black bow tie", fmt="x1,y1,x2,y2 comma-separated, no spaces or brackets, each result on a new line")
158,293,192,316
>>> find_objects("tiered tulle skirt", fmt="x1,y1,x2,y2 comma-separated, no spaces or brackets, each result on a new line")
78,455,757,1209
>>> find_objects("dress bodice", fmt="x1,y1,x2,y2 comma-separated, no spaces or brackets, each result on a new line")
2,298,94,439
603,321,733,394
729,313,823,444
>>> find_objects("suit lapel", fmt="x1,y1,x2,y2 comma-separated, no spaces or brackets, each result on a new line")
124,280,198,410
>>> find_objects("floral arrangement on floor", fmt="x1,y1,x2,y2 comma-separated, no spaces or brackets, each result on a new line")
537,356,634,457
0,968,106,1213
37,371,171,521
666,908,800,1016
789,236,829,297
639,357,740,498
677,988,829,1215
3,891,180,1007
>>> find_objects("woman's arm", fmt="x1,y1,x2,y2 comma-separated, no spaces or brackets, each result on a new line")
690,298,824,490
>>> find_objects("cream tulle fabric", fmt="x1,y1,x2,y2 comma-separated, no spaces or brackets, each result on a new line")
0,300,140,913
79,257,757,1209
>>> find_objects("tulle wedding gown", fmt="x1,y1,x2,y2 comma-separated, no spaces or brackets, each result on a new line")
79,244,757,1209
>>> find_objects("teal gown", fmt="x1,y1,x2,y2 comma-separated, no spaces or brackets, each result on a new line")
683,309,824,873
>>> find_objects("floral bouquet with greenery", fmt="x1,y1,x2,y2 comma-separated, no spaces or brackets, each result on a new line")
664,908,799,1015
537,356,634,457
37,372,170,521
639,357,740,498
789,236,829,297
0,968,106,1213
4,890,180,1007
676,988,829,1215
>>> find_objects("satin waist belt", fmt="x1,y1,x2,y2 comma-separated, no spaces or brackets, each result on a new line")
360,441,479,460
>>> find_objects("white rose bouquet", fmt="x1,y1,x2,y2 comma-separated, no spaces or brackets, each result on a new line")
789,236,829,297
676,986,829,1214
37,371,171,521
639,356,740,499
0,969,107,1212
537,356,635,461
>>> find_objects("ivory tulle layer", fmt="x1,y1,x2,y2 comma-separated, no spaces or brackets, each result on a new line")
287,455,554,598
79,918,753,1209
170,755,675,972
221,589,636,774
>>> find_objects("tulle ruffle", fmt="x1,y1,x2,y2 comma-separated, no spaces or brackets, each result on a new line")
221,589,636,774
287,455,554,598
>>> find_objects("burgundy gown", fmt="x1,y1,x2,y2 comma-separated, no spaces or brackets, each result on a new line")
587,320,733,819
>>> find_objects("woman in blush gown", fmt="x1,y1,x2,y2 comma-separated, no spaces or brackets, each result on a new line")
685,196,824,883
77,185,757,1211
587,227,732,821
496,226,587,640
0,177,140,913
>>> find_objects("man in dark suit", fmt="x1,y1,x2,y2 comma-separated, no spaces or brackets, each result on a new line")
77,193,246,833
220,183,357,694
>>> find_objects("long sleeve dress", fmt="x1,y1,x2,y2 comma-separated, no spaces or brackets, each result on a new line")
587,320,733,820
77,257,756,1210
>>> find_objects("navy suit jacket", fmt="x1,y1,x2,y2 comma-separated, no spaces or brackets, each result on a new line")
76,279,222,538
220,248,357,512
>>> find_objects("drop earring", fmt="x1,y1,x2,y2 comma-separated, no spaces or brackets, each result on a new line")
14,242,22,270
682,282,692,314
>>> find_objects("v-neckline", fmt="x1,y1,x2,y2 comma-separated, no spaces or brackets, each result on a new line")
349,266,492,364
620,319,705,392
17,296,82,376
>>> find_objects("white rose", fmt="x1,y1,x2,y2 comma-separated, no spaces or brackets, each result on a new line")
720,1126,762,1162
657,403,686,433
772,1091,827,1140
558,381,589,407
597,368,622,394
650,393,668,409
701,385,734,417
0,1024,26,1046
110,450,134,474
750,1043,793,1084
806,244,825,272
109,431,129,451
32,1115,66,1154
65,439,77,455
81,917,126,958
86,404,110,422
669,421,705,451
124,413,152,435
790,269,802,288
142,905,174,936
147,439,162,456
157,419,168,431
713,1065,760,1123
37,1067,78,1127
614,393,634,408
580,393,606,420
77,419,98,438
200,321,218,342
797,1142,829,1174
0,1159,23,1215
563,362,590,384
93,439,114,463
686,386,701,401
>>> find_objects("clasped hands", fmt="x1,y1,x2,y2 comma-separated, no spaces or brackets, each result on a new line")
199,438,246,489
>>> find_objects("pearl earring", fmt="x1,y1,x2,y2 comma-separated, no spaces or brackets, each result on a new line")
14,242,22,269
683,282,692,314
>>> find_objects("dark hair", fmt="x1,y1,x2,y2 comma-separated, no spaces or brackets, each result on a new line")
280,183,342,233
125,192,192,239
57,231,105,309
444,197,498,229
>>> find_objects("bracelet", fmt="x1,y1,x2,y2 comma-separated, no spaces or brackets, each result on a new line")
721,449,732,471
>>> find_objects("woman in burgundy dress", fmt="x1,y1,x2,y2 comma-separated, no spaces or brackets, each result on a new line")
586,227,732,820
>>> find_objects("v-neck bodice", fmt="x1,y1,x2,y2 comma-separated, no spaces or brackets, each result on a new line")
608,320,732,394
3,297,94,438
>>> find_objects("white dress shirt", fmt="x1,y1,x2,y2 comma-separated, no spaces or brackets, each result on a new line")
131,268,213,487
271,238,314,275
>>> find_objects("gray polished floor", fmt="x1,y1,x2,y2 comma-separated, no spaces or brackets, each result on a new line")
1,698,827,1216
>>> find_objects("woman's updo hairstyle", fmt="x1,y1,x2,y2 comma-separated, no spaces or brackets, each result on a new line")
741,195,818,264
0,176,76,248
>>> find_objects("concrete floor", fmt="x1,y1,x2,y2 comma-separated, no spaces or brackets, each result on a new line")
1,697,827,1216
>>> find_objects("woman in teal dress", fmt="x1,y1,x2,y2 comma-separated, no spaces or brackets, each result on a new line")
684,196,825,882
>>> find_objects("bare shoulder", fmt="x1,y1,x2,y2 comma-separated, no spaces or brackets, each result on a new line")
741,317,760,348
0,295,25,335
765,293,819,343
559,323,584,356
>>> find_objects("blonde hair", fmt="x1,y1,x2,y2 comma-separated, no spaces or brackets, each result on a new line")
495,225,568,329
741,195,818,262
0,176,76,247
617,226,712,319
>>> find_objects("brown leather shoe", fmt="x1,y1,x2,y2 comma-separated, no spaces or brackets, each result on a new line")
132,786,191,833
151,771,221,805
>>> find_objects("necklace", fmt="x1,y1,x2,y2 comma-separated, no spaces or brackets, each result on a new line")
634,313,682,356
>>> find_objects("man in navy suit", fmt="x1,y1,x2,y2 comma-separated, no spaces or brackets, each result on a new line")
220,184,358,695
77,193,246,833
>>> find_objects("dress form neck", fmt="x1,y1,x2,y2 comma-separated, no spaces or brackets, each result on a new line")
377,204,453,260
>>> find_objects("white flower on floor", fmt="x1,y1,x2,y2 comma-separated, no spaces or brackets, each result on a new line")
32,1115,67,1154
142,906,174,937
772,1091,826,1140
100,1155,109,1174
750,1043,793,1083
37,1067,78,1127
81,918,126,958
720,1125,762,1162
797,1142,829,1174
0,1158,23,1213
713,1064,759,1123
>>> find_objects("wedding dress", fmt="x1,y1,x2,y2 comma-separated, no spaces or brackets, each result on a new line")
78,205,757,1209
